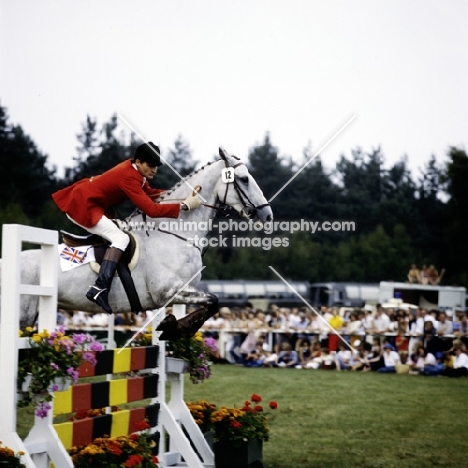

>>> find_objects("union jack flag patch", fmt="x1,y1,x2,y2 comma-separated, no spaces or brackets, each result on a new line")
60,246,86,264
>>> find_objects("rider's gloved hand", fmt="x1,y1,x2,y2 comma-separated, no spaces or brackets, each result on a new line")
183,192,203,210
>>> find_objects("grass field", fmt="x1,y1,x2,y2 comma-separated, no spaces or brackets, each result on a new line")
184,365,468,468
17,365,468,468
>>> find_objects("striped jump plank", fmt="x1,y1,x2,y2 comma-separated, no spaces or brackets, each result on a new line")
54,374,159,416
77,345,159,377
54,403,160,450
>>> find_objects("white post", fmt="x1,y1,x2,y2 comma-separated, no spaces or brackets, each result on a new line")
0,224,59,468
156,304,215,468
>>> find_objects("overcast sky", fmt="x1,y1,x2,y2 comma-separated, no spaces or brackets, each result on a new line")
1,0,467,180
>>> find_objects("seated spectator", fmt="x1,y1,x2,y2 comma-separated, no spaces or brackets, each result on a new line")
304,341,322,369
442,341,468,377
422,349,444,376
378,343,401,373
351,341,375,371
407,342,425,374
276,343,299,368
423,320,437,346
296,339,311,368
244,341,269,368
407,264,421,284
334,341,352,371
427,264,444,285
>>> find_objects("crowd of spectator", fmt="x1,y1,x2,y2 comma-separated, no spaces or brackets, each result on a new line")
59,299,468,378
199,302,468,378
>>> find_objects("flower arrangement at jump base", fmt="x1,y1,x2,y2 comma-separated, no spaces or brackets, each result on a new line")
188,394,278,467
0,441,26,468
166,331,217,384
69,420,159,468
187,394,278,443
17,326,103,418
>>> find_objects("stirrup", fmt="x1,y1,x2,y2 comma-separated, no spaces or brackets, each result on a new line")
86,285,108,302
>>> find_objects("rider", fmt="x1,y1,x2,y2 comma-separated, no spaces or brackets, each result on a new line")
52,142,202,315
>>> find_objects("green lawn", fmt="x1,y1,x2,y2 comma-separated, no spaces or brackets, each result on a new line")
184,365,468,468
17,365,468,468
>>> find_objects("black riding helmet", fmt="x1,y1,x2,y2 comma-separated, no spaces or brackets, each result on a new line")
133,141,162,167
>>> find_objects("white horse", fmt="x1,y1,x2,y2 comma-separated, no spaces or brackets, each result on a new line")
0,148,273,332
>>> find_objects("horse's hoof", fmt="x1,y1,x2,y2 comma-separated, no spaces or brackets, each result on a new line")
175,308,207,339
157,315,176,330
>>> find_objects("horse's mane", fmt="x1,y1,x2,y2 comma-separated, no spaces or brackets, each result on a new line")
126,159,221,221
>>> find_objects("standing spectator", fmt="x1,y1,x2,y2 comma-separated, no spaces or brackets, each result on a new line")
408,308,424,353
378,343,401,373
373,304,391,335
453,313,468,338
437,311,453,336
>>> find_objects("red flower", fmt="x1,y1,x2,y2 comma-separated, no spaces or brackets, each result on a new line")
269,401,278,410
251,393,262,403
241,406,252,412
229,420,242,428
124,454,144,467
244,400,251,406
134,420,150,431
109,443,122,456
152,455,159,463
254,405,264,412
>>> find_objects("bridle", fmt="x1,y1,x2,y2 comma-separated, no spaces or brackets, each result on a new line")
219,161,271,218
126,159,271,239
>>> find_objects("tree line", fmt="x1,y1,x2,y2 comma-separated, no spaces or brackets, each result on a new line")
1,102,467,287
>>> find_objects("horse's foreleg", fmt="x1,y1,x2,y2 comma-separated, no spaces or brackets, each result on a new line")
157,291,219,341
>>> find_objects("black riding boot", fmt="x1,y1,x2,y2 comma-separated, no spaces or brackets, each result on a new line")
86,247,123,314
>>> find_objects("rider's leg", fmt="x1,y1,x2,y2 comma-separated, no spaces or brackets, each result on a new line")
81,216,130,314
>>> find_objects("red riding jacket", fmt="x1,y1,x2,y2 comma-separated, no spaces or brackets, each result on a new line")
52,159,180,227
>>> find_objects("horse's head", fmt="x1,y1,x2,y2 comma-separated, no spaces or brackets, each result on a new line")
216,148,273,223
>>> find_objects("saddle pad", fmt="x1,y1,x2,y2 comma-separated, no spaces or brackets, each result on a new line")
58,244,96,272
90,232,139,274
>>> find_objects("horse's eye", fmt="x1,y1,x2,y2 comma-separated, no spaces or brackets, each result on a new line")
239,176,249,184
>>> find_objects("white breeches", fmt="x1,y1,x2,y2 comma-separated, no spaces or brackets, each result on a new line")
68,215,130,251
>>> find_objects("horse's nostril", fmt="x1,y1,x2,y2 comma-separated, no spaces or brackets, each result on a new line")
266,215,272,222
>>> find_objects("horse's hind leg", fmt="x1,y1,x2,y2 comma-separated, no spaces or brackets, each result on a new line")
157,292,219,341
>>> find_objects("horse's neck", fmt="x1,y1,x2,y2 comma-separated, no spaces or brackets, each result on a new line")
143,160,222,237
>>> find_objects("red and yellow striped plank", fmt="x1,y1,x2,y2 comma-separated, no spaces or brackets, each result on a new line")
54,374,158,416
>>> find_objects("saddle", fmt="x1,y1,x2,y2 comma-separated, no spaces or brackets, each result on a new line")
60,230,142,313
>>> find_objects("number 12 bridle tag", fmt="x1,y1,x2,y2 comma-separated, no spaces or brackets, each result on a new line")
221,167,234,184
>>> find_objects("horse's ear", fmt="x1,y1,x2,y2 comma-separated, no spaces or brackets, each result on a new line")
219,147,229,164
219,147,240,166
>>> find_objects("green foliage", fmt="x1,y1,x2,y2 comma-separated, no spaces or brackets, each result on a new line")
1,100,467,286
158,135,198,189
0,104,57,218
